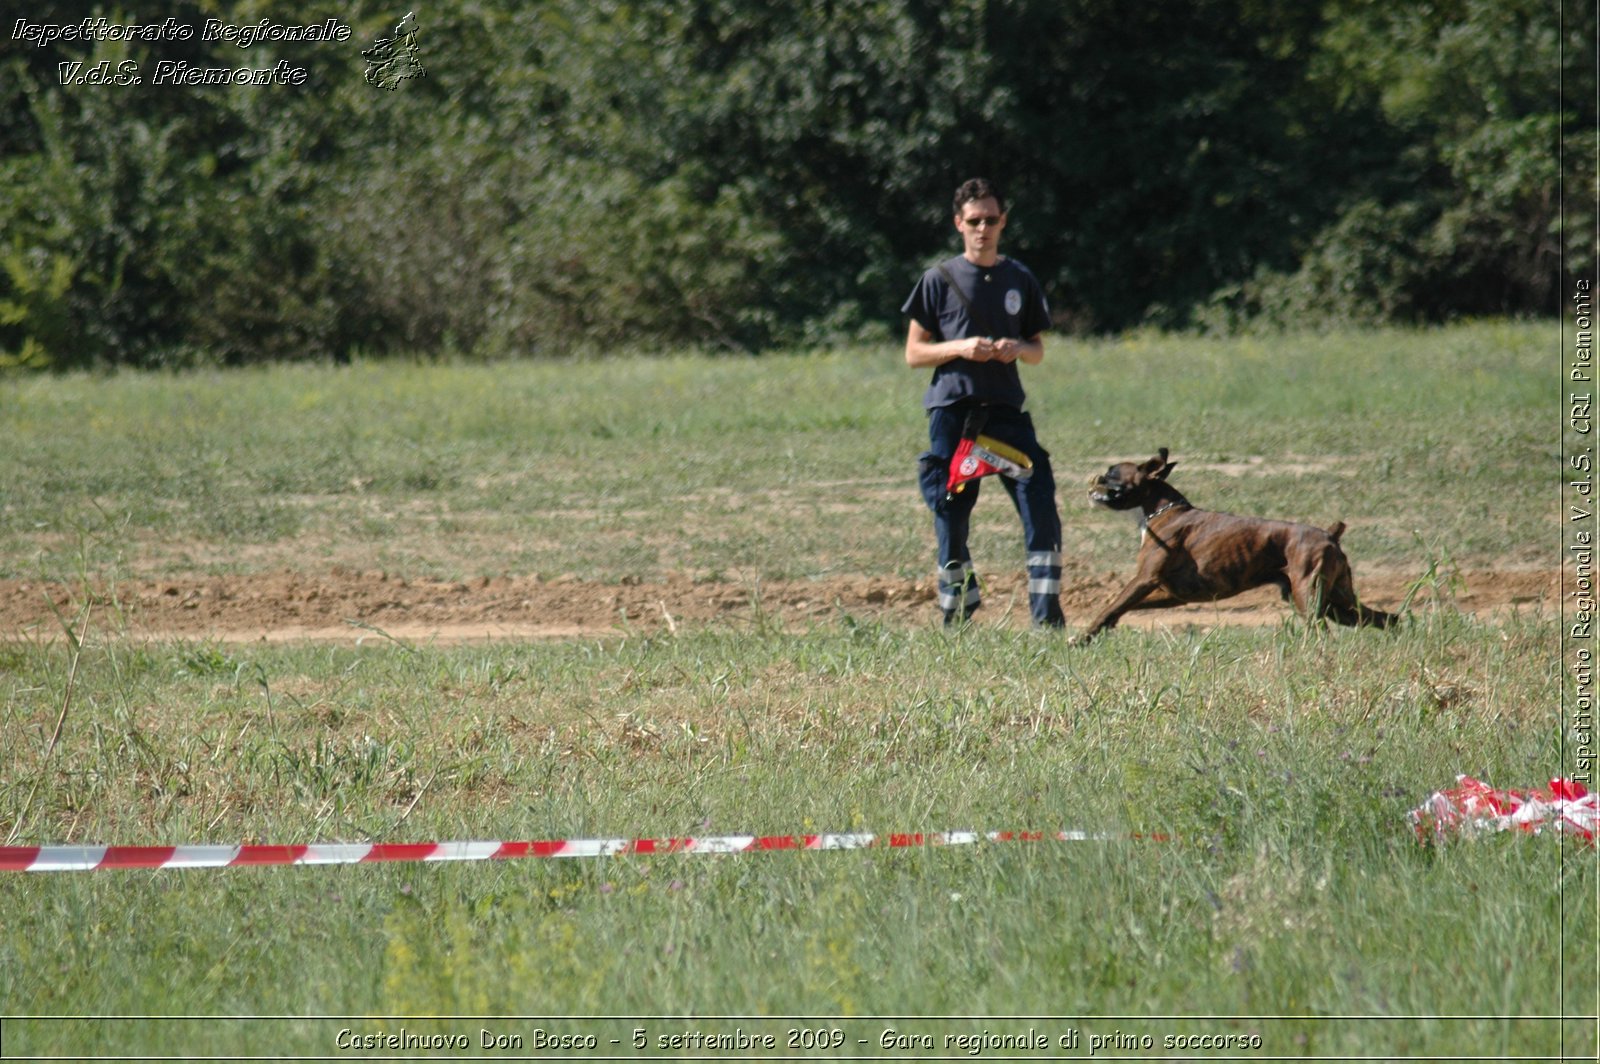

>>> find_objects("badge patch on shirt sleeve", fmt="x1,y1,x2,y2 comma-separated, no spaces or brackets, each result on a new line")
1004,289,1023,316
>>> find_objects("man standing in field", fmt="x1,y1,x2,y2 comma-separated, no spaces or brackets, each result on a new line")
902,177,1064,628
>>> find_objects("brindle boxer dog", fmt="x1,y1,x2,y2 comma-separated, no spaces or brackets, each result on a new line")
1077,448,1397,642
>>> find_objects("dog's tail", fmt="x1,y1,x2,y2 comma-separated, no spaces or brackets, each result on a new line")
1326,520,1346,544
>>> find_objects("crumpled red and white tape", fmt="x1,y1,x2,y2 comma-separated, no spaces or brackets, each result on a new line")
1409,776,1596,844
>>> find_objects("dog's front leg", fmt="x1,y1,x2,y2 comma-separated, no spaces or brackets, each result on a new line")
1075,577,1166,644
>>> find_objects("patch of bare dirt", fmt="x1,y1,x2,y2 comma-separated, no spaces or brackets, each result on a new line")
0,564,1560,644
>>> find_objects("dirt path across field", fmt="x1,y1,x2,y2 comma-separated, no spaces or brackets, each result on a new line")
0,564,1559,644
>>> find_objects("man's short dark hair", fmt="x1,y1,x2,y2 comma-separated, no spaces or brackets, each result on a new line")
954,177,1006,217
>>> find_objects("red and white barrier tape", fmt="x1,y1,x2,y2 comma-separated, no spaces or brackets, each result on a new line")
1408,776,1596,844
10,775,1588,873
0,830,1173,873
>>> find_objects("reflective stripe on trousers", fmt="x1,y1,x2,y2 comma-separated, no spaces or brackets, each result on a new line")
1027,550,1062,596
1027,550,1064,626
938,560,981,616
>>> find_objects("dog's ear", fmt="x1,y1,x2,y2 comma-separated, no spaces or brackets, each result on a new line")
1141,449,1174,479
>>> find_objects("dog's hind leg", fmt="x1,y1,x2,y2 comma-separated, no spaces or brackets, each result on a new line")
1343,598,1399,628
1294,546,1355,626
1313,550,1398,629
1326,593,1399,628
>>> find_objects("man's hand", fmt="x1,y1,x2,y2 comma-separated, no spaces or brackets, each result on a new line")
905,322,1043,368
988,338,1023,363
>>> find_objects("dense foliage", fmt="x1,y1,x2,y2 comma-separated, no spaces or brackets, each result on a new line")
1,0,1592,367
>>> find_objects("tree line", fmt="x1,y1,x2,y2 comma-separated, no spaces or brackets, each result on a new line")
1,0,1592,368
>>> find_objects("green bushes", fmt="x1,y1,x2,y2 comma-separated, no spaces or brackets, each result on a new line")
0,0,1590,367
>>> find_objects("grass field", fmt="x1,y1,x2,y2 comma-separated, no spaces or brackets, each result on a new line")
0,322,1594,1060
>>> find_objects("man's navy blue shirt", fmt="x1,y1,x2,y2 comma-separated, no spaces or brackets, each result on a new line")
902,255,1051,411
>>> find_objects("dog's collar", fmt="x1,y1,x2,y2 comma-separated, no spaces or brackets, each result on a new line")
1142,500,1188,528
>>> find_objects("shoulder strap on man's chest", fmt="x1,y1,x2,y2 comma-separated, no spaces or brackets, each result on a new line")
936,261,993,336
935,263,974,313
938,258,1014,336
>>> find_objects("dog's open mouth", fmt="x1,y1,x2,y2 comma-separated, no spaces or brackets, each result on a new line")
1088,479,1128,506
1088,479,1141,509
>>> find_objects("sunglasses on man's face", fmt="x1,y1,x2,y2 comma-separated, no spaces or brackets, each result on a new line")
961,215,1003,229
